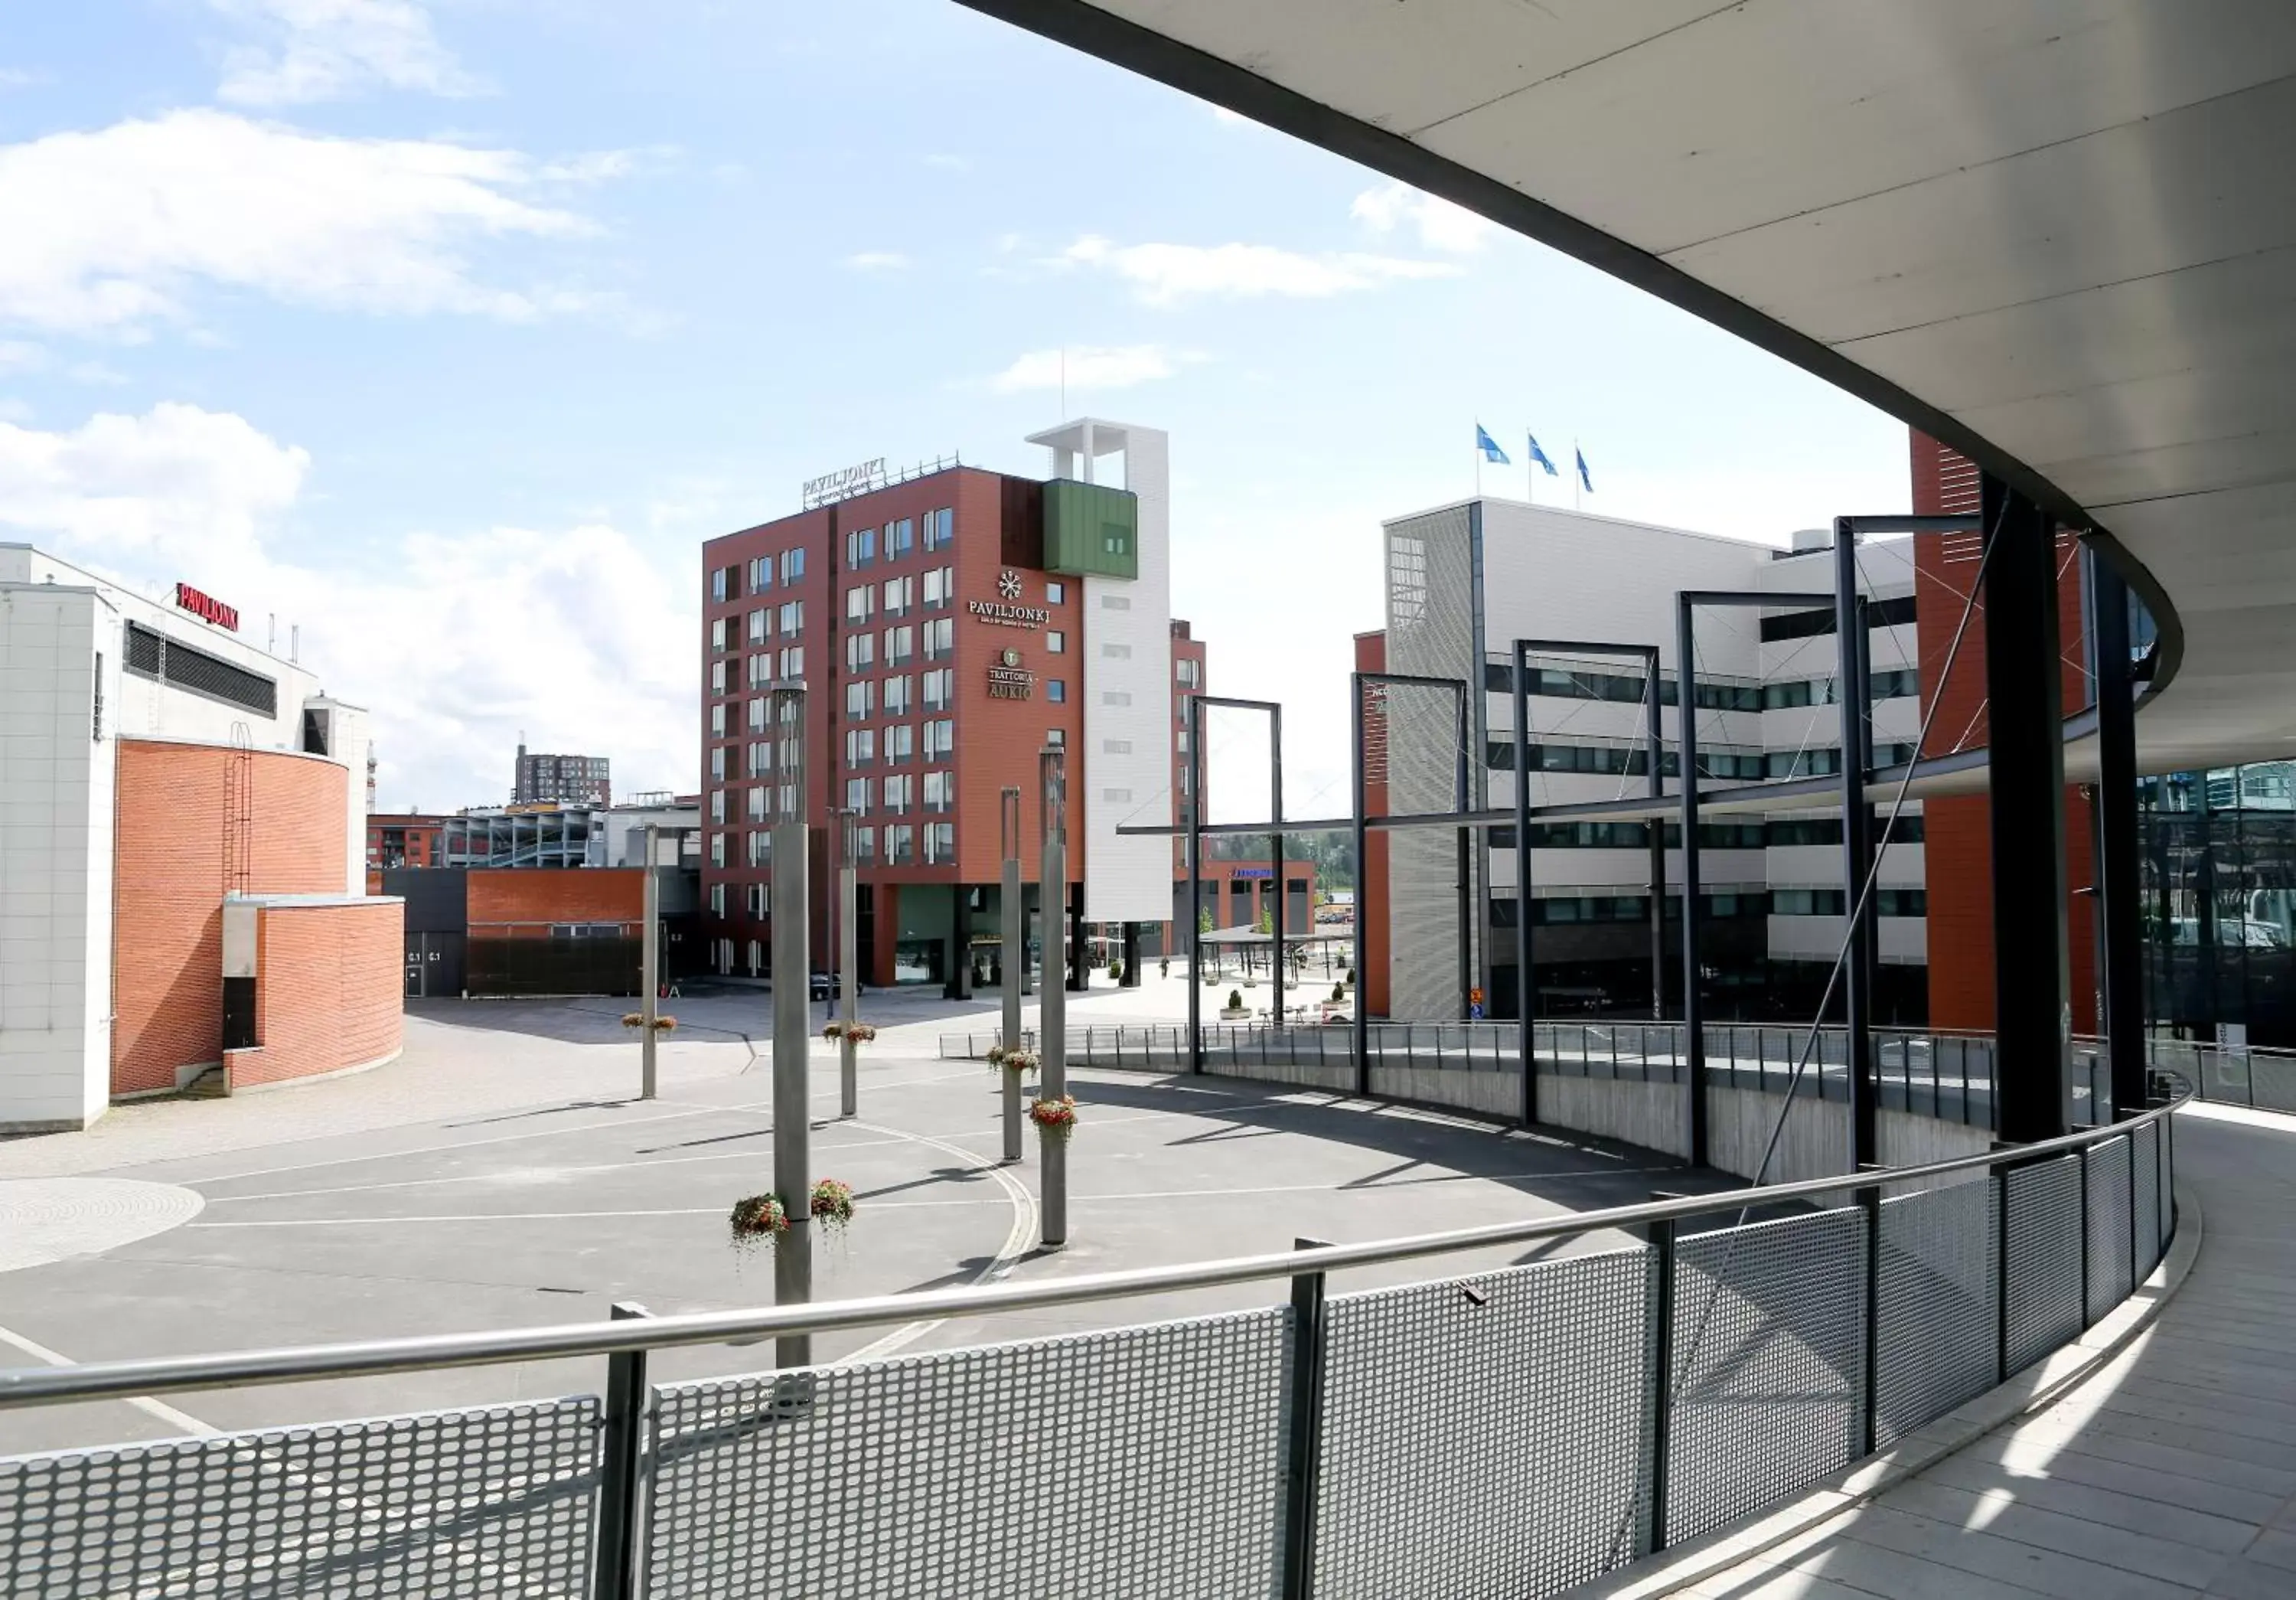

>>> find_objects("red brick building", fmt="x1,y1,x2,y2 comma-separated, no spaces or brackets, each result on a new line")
367,812,445,873
1910,430,2099,1034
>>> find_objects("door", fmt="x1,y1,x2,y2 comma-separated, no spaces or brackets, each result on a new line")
404,933,426,998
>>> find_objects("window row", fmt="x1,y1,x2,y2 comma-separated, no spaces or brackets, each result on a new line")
841,617,956,671
1485,740,1920,779
840,508,954,570
839,770,957,816
1495,815,1926,851
710,547,807,602
710,647,807,697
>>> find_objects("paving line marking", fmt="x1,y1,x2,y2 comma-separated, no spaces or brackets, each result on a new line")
0,1321,217,1438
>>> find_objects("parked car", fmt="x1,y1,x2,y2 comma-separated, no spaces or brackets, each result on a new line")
809,971,866,1003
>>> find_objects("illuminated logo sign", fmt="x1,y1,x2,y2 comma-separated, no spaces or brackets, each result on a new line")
801,456,886,508
987,647,1034,700
174,582,240,632
968,572,1049,630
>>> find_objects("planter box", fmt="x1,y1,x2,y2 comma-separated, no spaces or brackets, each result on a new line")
1219,1008,1251,1021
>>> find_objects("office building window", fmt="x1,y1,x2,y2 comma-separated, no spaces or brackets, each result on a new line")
924,616,954,660
854,825,876,863
747,741,768,776
778,600,804,635
709,748,726,782
709,786,726,823
1047,629,1065,654
848,526,878,567
711,833,726,868
709,661,727,695
884,624,915,668
921,563,954,609
779,782,798,815
924,770,953,812
925,717,954,761
1046,581,1065,604
1048,679,1066,704
886,518,915,560
922,668,953,710
883,773,912,813
748,832,769,868
886,824,915,864
712,567,732,602
780,547,806,584
845,679,874,720
846,632,875,671
846,728,876,765
925,821,955,864
882,575,912,616
1046,728,1065,746
748,697,767,732
845,777,870,812
778,645,804,679
748,785,766,821
747,608,768,644
710,617,729,652
884,674,912,715
885,723,914,765
924,507,954,550
748,883,768,916
1176,658,1200,687
748,556,772,592
709,881,726,916
710,703,726,736
846,584,873,623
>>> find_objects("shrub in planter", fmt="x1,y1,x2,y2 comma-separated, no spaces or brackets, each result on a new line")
728,1193,788,1247
1332,983,1346,1003
990,1047,1041,1076
1107,958,1123,981
822,1021,878,1044
1029,1095,1078,1141
1228,990,1244,1012
810,1177,855,1234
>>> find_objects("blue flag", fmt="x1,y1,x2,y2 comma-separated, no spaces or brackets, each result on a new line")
1576,446,1593,493
1475,424,1510,465
1526,434,1558,476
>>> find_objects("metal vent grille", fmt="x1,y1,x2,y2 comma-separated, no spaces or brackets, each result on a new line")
2133,1119,2161,1280
1667,1208,1865,1543
645,1310,1290,1599
122,622,279,718
1316,1248,1649,1598
2086,1136,2135,1324
1874,1177,1999,1447
2004,1154,2086,1373
0,1398,599,1598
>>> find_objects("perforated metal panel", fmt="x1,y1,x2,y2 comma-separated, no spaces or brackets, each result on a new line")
2004,1153,2086,1374
2132,1119,2161,1282
2254,1056,2296,1115
645,1309,1289,1599
2161,1114,2177,1241
1666,1208,1865,1543
0,1397,599,1598
1874,1177,1998,1447
1314,1248,1649,1599
2086,1136,2135,1325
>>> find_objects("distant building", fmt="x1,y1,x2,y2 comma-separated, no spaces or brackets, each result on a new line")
514,742,611,806
368,812,446,871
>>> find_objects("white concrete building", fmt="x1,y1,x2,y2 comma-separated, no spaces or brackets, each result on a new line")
1,546,373,1130
1377,501,1926,1024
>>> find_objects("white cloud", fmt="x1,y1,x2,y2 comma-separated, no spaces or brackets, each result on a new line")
922,152,970,171
1350,181,1496,253
988,344,1202,394
0,402,695,807
843,251,910,273
1061,233,1459,306
210,0,482,106
0,109,603,333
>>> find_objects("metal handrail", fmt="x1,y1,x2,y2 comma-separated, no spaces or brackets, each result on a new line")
0,1079,2189,1415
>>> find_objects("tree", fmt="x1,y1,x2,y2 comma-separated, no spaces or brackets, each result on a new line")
1198,906,1215,935
1255,906,1272,936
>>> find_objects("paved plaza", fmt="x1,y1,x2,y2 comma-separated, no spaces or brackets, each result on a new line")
0,980,1718,1459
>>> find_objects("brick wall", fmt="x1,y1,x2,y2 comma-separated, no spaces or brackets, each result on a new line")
113,740,351,1096
467,867,644,934
226,899,403,1089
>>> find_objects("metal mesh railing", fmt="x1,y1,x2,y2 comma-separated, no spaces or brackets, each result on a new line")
0,1085,2188,1600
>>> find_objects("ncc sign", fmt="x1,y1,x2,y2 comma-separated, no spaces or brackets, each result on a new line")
174,582,239,632
801,457,886,508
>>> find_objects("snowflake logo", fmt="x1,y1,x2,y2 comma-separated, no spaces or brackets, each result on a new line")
997,570,1022,600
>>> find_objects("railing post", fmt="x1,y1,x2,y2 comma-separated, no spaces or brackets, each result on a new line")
1857,1176,1883,1457
2077,1141,2092,1327
1993,1163,2011,1383
593,1301,651,1600
1641,1210,1678,1555
1280,1238,1329,1600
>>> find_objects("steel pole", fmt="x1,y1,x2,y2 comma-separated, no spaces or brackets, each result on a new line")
1677,599,1707,1166
1000,788,1025,1163
1512,641,1534,1124
1836,522,1876,1169
1644,651,1665,1020
837,810,858,1121
639,824,658,1102
1039,746,1069,1248
2089,548,2147,1119
1455,687,1473,1020
1189,694,1205,1074
1351,674,1369,1094
1270,704,1284,1027
769,684,812,1367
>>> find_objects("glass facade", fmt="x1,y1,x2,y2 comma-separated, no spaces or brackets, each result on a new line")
2141,760,2296,1046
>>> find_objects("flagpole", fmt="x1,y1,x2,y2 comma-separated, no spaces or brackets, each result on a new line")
1525,429,1534,505
1573,436,1580,512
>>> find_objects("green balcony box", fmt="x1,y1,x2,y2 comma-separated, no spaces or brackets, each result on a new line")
1042,479,1139,581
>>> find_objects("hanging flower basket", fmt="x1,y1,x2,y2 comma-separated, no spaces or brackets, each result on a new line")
621,1013,678,1032
990,1047,1041,1077
810,1177,856,1234
1029,1095,1078,1141
822,1021,878,1044
728,1192,788,1247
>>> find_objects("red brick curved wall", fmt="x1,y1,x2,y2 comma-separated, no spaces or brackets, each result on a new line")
227,900,403,1089
112,740,352,1095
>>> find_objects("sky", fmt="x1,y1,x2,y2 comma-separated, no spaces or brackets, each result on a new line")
0,0,1910,824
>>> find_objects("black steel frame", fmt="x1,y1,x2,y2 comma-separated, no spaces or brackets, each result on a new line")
1186,694,1283,1075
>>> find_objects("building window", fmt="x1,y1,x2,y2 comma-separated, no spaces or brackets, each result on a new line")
887,518,915,560
709,882,726,916
925,821,955,864
90,652,103,741
846,525,877,567
1103,739,1132,754
712,568,730,602
710,749,726,783
710,617,728,652
924,770,953,813
778,600,804,636
709,661,727,695
855,825,877,863
1103,691,1131,707
846,727,876,765
711,833,727,868
1048,679,1066,704
780,547,807,584
748,831,770,867
748,556,771,592
1046,580,1065,604
1176,658,1200,687
883,773,912,813
923,616,954,660
885,723,914,765
884,624,915,668
845,776,870,812
846,632,875,671
1047,729,1065,746
747,608,768,645
846,584,873,623
925,717,954,761
748,785,767,821
922,668,953,710
748,882,768,916
923,507,954,550
886,824,915,864
922,566,946,609
845,678,874,720
747,697,766,732
1102,642,1131,659
884,674,912,715
710,704,726,736
779,645,804,679
1103,593,1130,611
1047,629,1065,654
882,575,912,616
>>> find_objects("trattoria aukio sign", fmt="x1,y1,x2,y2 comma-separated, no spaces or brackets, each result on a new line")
987,648,1035,700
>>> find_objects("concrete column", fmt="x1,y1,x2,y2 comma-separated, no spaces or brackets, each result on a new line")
769,684,812,1367
1040,747,1069,1249
641,824,659,1102
1000,789,1024,1164
837,811,857,1121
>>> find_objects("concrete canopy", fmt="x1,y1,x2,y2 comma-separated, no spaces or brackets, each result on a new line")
957,1,2296,776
